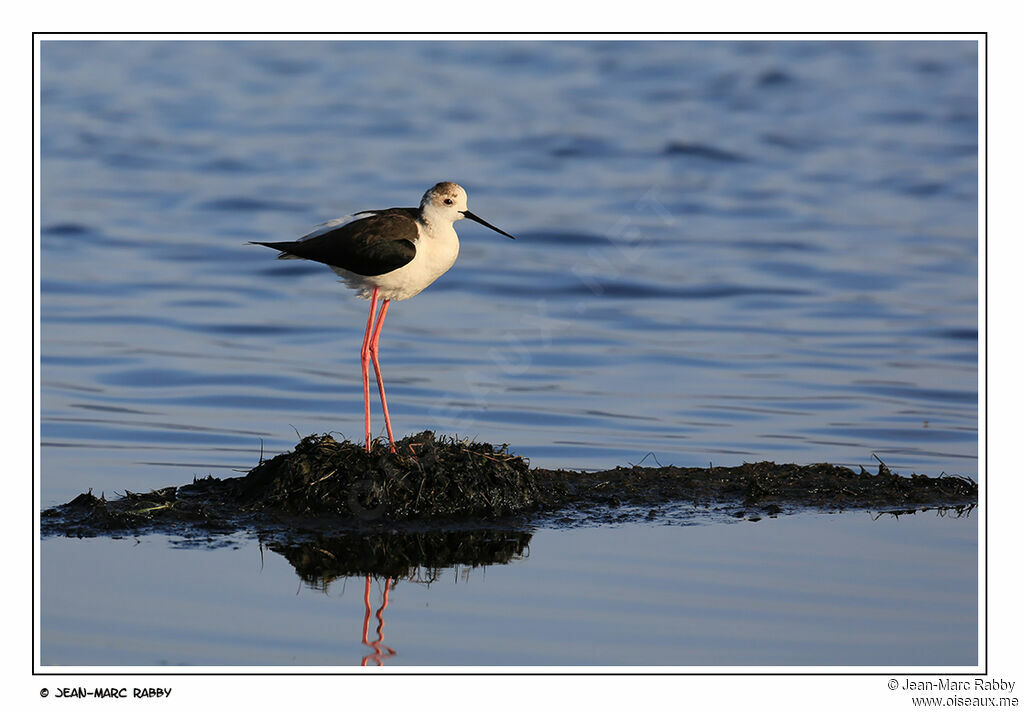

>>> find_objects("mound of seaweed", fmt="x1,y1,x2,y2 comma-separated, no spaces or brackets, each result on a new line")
40,432,978,540
39,477,246,539
238,431,544,519
534,458,978,516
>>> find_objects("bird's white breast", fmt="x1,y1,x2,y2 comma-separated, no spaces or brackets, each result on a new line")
332,219,460,301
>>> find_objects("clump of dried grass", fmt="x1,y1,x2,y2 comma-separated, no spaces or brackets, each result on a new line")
238,431,544,520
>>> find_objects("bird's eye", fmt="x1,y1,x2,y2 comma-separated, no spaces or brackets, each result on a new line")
443,198,454,205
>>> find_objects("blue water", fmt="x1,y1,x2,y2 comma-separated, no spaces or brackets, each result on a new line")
38,39,979,667
41,512,976,667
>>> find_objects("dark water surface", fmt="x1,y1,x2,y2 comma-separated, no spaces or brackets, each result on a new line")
39,39,979,667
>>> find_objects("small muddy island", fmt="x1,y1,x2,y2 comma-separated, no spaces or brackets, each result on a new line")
42,431,978,544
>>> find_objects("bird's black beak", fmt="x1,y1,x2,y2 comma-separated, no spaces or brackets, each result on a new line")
462,210,516,239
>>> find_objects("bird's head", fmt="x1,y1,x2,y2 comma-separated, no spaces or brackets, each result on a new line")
420,182,516,239
421,182,469,217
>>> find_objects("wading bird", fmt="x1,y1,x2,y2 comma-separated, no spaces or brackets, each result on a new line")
252,182,516,453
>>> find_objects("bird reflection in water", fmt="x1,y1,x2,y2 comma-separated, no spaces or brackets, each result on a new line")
361,576,395,666
265,528,532,666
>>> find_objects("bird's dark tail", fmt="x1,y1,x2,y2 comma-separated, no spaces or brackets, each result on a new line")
248,241,302,259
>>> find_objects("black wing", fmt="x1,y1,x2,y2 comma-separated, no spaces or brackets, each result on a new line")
251,208,419,277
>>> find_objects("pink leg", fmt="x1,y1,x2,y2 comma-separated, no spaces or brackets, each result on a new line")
360,576,396,666
360,287,379,452
368,299,396,453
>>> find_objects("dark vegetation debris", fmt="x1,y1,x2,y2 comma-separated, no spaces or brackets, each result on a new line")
238,431,541,519
41,431,978,540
